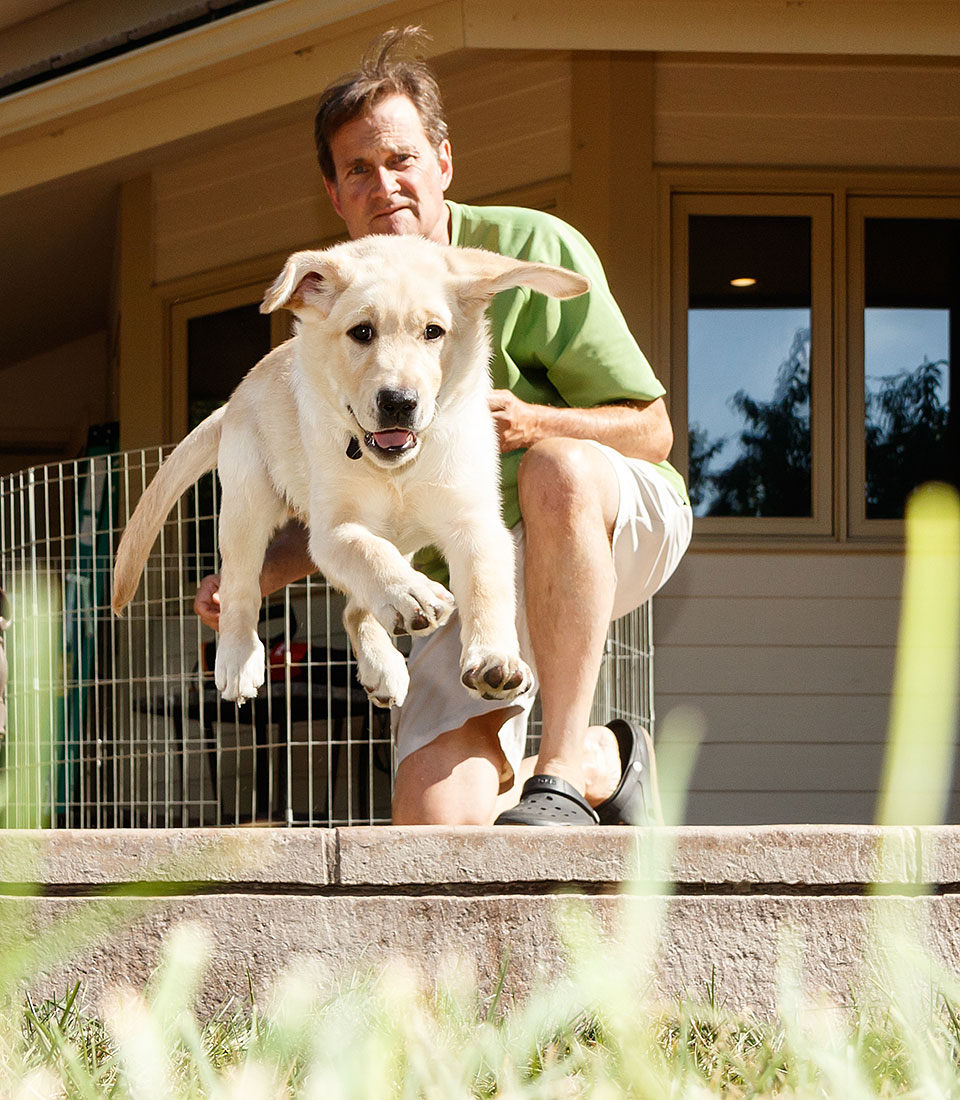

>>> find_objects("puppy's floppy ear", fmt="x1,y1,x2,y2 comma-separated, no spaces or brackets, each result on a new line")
448,247,590,304
260,249,351,315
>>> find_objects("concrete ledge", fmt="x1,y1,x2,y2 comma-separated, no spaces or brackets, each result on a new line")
0,827,338,888
0,824,926,890
0,825,957,1015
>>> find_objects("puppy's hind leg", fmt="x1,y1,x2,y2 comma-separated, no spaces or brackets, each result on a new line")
343,599,409,709
215,451,288,704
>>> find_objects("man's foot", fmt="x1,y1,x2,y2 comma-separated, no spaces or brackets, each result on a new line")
592,720,661,825
582,723,622,804
491,720,661,826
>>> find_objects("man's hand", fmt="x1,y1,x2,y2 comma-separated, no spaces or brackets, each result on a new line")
192,519,316,632
488,389,540,452
194,574,221,631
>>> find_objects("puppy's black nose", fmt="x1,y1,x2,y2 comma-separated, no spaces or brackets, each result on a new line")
376,388,419,425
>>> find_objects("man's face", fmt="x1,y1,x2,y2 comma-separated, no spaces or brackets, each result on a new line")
324,94,453,244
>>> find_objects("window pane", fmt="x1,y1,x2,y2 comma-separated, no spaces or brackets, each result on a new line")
188,303,271,429
688,215,813,518
863,218,955,520
187,303,271,568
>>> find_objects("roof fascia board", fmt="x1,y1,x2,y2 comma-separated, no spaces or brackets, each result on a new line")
0,0,392,137
0,0,463,198
463,0,960,57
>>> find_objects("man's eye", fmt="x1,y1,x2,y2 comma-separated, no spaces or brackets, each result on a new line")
424,324,445,341
348,324,375,344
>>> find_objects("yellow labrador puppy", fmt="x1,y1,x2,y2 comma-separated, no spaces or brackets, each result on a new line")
113,235,588,709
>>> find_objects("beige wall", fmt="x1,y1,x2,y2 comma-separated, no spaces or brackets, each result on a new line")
0,330,108,475
152,50,573,285
655,54,960,169
656,551,907,824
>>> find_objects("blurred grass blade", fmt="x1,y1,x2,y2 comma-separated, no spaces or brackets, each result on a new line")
3,574,59,830
876,483,960,827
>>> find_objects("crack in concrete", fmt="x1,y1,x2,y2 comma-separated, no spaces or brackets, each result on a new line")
0,879,950,899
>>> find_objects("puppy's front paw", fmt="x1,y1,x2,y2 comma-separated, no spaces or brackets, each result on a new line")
355,645,410,709
460,651,533,701
376,576,455,637
215,636,265,705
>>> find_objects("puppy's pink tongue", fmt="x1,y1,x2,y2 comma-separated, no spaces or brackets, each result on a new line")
373,430,414,450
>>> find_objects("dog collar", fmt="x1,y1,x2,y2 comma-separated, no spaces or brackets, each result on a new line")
346,436,362,460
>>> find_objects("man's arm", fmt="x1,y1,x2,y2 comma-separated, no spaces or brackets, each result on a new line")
259,518,317,591
488,391,674,462
193,518,316,631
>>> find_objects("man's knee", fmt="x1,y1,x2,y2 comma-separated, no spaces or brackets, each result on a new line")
391,714,508,825
518,439,617,531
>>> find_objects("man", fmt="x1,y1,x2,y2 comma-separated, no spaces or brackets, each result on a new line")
195,28,692,826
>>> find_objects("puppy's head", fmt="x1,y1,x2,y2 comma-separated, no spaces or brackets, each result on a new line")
262,237,589,469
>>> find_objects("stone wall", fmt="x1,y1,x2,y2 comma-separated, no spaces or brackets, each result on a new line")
1,825,958,1017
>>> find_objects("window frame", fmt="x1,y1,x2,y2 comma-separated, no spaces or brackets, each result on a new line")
846,194,959,540
669,191,835,538
661,171,960,549
169,281,292,440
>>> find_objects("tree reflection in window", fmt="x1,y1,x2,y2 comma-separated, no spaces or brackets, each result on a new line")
866,355,949,519
687,214,813,518
690,325,811,517
863,218,955,520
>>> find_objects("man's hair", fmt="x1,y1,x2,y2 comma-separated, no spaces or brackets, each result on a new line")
314,26,449,182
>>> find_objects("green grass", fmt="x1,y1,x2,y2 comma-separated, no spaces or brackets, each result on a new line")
9,947,960,1099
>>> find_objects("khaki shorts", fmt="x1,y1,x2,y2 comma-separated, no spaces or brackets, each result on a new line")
391,443,693,790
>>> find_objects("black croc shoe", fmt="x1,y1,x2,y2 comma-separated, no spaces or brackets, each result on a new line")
594,720,662,825
494,774,599,825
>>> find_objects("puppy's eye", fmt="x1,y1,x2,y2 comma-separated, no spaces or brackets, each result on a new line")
424,324,445,341
348,323,375,344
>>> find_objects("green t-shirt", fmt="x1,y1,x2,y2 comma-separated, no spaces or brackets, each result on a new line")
415,200,688,580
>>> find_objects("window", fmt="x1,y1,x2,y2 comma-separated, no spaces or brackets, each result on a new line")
671,194,833,537
168,283,290,568
187,302,271,430
672,190,957,542
169,282,291,438
688,214,812,518
848,198,957,536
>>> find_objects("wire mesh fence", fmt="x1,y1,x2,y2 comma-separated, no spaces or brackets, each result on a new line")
0,448,653,829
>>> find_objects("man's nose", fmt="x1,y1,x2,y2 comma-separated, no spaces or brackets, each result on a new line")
371,166,399,198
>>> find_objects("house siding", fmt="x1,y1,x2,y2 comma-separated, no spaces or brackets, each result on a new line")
650,55,958,823
655,55,960,169
652,551,952,824
153,51,572,284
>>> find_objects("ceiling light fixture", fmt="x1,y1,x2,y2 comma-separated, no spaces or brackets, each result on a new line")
730,277,757,288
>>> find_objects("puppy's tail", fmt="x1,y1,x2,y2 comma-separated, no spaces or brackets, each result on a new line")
112,406,226,615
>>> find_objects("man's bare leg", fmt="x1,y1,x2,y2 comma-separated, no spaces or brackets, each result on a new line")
392,712,507,825
392,439,623,824
393,715,622,824
516,438,621,796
